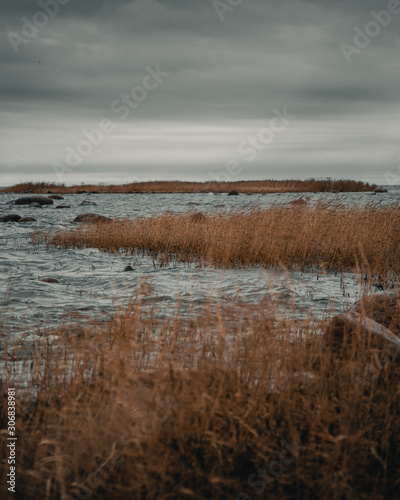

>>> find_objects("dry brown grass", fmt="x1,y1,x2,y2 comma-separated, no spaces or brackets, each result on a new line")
33,203,400,284
1,179,376,194
1,295,399,499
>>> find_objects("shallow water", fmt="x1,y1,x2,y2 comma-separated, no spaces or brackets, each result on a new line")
0,187,398,333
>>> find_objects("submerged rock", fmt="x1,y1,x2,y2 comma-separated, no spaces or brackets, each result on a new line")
14,196,53,206
48,195,64,200
0,214,22,222
79,200,97,206
374,188,388,193
190,212,206,223
18,217,37,223
55,205,71,209
123,265,135,272
228,190,239,196
29,202,42,208
289,198,307,206
73,213,111,223
40,278,60,284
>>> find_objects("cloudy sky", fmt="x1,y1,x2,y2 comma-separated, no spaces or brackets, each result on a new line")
0,0,399,186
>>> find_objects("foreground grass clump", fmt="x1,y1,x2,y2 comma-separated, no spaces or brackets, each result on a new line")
1,298,399,499
34,203,400,282
2,178,376,194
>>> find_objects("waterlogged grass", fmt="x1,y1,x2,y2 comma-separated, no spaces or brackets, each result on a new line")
0,299,399,499
2,178,376,194
34,203,400,283
4,201,399,498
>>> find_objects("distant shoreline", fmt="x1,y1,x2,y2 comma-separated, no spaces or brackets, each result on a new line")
0,179,377,194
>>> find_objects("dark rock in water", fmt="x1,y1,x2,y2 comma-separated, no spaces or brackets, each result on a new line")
48,195,64,200
40,278,60,284
351,290,400,335
76,190,87,194
47,190,54,194
18,217,37,223
190,212,206,223
0,214,22,222
55,205,71,209
24,190,33,194
91,191,99,194
79,200,97,206
289,198,307,206
374,188,388,193
73,213,111,223
29,202,42,208
325,290,400,360
14,196,53,206
123,265,135,272
325,311,400,359
228,190,239,196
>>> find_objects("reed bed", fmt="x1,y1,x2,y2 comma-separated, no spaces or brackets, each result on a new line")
1,296,399,499
2,179,375,194
34,203,400,283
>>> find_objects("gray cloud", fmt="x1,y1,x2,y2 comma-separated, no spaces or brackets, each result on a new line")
1,0,400,185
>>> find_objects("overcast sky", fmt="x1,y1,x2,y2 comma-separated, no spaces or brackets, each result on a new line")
0,0,399,186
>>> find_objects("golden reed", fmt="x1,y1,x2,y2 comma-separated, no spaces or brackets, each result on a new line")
1,296,399,499
2,179,375,194
34,202,400,284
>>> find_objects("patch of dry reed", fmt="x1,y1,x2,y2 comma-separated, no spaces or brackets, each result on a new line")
1,297,399,499
34,203,400,283
2,179,375,194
